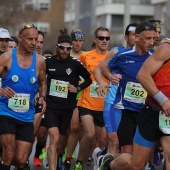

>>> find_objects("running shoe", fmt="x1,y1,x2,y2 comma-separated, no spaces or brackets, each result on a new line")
72,150,76,159
39,147,46,160
97,153,114,170
64,160,71,170
86,157,93,166
42,144,49,169
12,161,30,170
92,147,102,168
72,162,83,170
57,156,64,170
34,157,42,166
148,164,155,170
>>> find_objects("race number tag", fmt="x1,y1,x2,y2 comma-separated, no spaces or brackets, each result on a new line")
159,111,170,134
124,82,147,103
8,93,30,112
90,82,106,98
49,79,69,98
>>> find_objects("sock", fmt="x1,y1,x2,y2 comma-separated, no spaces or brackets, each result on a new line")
0,162,10,170
65,157,71,162
35,141,46,158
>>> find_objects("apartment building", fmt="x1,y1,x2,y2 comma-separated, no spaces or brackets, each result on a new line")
64,0,155,49
2,0,65,53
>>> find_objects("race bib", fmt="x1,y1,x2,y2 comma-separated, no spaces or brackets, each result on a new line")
159,111,170,134
49,79,69,98
90,82,106,98
8,93,30,112
124,82,147,103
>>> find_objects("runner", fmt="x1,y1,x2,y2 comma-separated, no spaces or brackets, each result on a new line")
0,23,46,170
73,27,110,170
64,29,85,170
99,21,156,155
97,30,170,170
93,23,138,158
43,28,91,170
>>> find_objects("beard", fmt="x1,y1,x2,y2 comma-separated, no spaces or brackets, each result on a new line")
57,52,70,61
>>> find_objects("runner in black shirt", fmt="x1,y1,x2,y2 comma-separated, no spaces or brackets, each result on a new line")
44,29,92,170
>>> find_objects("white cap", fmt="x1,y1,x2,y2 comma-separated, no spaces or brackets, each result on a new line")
0,28,11,39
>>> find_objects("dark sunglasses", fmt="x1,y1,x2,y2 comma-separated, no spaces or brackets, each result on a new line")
57,43,72,51
148,20,161,24
96,36,110,41
136,24,156,34
19,24,37,35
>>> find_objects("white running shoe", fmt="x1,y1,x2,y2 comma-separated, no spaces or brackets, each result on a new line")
92,147,102,168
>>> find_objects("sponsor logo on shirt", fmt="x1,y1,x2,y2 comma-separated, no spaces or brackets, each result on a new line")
49,68,56,71
12,75,19,82
66,68,72,75
30,77,36,83
125,60,135,63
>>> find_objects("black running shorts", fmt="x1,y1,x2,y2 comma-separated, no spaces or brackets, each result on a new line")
0,115,34,143
44,107,73,136
78,106,104,127
117,109,139,146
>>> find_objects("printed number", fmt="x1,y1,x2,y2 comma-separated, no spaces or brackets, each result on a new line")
95,87,98,91
165,119,170,126
131,89,144,97
56,85,66,92
14,99,27,105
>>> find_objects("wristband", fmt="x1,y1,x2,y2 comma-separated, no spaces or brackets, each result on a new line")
153,91,168,105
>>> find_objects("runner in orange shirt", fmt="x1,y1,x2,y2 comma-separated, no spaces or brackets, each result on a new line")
73,27,110,170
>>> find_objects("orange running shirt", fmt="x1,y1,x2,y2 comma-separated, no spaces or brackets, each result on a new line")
147,59,170,110
77,49,109,111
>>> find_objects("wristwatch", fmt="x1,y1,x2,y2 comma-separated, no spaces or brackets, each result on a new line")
76,86,81,92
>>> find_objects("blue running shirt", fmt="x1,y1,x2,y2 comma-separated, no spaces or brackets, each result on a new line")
108,46,153,112
0,48,38,122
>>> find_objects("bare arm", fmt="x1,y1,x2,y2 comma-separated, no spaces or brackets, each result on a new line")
0,51,15,98
137,44,170,115
93,49,117,96
37,55,47,113
137,44,169,96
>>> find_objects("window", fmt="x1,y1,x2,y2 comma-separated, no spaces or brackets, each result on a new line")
38,0,50,10
35,22,50,34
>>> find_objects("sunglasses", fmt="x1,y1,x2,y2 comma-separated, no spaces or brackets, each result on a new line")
96,36,110,41
136,24,156,34
19,24,37,35
57,43,72,51
148,20,161,24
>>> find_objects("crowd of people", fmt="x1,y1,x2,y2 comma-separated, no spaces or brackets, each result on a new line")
0,19,169,170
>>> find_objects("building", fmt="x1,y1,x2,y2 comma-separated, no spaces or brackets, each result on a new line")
64,0,155,49
151,0,170,37
23,0,65,53
0,0,65,53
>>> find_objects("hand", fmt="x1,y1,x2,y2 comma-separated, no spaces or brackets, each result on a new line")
161,100,170,117
0,87,15,98
68,84,77,93
110,74,122,85
38,97,46,115
34,92,40,102
97,82,110,97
